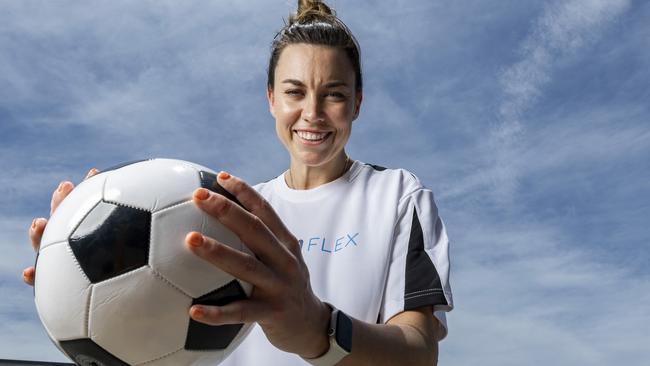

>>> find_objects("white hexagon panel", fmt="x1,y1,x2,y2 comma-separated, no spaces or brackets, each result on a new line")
39,173,106,250
103,158,202,212
150,201,252,299
35,242,91,341
89,266,192,365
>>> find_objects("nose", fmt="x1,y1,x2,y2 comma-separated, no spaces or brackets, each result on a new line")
302,94,324,123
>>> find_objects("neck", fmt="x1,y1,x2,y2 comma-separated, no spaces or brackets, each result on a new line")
286,154,351,190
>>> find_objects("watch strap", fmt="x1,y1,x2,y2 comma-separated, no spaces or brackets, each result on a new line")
301,303,351,366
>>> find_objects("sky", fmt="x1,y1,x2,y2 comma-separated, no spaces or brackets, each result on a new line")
1,0,648,364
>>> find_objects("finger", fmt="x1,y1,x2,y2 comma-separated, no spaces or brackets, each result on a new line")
50,181,74,216
193,188,291,267
29,217,48,252
185,232,277,290
216,172,298,248
22,267,35,286
189,300,268,326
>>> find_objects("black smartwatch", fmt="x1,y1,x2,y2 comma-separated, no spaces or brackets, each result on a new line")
302,303,353,365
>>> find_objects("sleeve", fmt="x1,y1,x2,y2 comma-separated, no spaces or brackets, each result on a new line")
379,187,453,339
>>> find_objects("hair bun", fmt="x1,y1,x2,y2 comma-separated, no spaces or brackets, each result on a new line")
289,0,335,24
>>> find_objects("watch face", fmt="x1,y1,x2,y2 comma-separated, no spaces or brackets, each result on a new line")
335,311,353,353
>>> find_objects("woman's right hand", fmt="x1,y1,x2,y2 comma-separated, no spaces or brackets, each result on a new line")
22,168,99,286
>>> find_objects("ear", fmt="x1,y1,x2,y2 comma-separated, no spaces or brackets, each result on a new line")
352,90,363,121
267,86,276,118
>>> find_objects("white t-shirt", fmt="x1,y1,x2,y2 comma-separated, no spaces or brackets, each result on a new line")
222,160,453,365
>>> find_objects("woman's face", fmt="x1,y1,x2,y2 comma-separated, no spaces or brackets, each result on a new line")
268,44,362,168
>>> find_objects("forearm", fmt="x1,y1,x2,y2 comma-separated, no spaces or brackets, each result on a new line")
337,313,439,366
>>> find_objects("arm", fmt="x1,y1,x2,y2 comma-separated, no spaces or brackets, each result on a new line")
337,306,442,366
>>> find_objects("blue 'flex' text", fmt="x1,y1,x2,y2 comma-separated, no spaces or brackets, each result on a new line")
297,232,359,254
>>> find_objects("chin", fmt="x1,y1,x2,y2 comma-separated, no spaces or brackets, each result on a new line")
293,153,333,167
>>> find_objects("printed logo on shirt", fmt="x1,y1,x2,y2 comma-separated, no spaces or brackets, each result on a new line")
297,232,359,254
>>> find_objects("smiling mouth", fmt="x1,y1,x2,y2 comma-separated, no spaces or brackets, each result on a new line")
294,130,331,142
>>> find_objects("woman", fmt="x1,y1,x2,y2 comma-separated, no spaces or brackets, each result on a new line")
24,1,453,365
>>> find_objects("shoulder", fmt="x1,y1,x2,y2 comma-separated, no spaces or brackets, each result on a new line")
353,161,427,200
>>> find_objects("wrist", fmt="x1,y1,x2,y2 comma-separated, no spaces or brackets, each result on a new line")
299,301,332,359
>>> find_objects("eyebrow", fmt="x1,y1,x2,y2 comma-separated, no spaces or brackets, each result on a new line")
281,79,349,88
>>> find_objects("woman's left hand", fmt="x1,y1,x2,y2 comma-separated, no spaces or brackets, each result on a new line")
185,171,330,358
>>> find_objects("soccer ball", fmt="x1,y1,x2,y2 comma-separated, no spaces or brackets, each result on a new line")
34,158,254,366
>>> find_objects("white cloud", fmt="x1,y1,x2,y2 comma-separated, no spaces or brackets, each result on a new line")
488,0,631,204
441,207,650,366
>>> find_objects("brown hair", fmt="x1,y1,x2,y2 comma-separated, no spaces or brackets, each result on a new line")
267,0,362,92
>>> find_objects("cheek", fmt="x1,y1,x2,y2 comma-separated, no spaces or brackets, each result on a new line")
275,102,301,125
333,106,355,130
275,120,292,149
274,107,296,142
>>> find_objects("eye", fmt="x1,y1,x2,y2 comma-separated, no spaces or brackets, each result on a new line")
284,89,304,97
326,91,347,100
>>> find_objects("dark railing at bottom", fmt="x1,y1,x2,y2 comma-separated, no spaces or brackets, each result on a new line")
0,360,74,366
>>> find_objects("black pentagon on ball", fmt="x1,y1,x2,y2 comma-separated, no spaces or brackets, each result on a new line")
185,280,248,350
69,201,151,284
199,170,244,209
60,338,129,366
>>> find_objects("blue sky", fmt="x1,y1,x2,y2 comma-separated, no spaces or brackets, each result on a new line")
1,0,648,364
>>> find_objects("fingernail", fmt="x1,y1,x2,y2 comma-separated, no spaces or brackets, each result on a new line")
31,218,37,229
58,181,71,192
188,232,204,247
218,171,231,180
57,182,64,192
23,268,33,279
86,168,97,178
194,188,210,201
191,305,204,318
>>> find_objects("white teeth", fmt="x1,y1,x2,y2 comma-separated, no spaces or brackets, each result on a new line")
296,131,328,141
